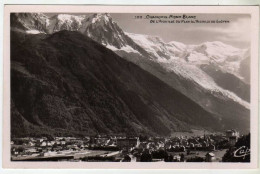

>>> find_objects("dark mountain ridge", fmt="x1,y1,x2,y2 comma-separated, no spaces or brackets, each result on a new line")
11,30,225,137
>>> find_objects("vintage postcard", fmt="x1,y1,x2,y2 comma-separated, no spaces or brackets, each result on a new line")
2,5,259,169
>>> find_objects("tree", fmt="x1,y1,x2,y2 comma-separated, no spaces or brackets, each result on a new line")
222,134,250,162
152,149,167,159
140,152,152,162
187,149,191,155
46,134,54,141
139,135,148,142
17,146,25,153
122,155,131,162
164,154,173,162
186,156,204,162
180,153,185,162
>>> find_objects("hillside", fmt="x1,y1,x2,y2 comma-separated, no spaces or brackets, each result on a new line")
11,30,226,137
10,13,251,136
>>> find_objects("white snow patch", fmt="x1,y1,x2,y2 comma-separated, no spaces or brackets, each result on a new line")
126,32,172,59
106,44,140,55
159,58,250,109
26,29,44,34
187,51,211,64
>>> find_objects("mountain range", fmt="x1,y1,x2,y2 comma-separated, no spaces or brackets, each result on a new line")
10,13,250,137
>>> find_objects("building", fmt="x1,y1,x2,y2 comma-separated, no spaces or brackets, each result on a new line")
229,136,238,146
116,137,140,150
226,129,239,138
205,152,215,162
226,129,239,146
208,144,215,151
173,155,181,162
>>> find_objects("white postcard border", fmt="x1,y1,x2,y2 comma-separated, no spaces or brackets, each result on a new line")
2,5,259,169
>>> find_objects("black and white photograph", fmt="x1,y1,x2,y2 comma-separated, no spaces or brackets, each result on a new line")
2,5,259,169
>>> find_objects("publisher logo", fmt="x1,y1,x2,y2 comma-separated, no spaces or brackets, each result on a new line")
233,146,250,159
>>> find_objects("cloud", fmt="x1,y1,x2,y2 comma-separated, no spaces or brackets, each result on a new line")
184,17,250,46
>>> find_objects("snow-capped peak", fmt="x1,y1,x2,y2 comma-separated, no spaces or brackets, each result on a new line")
185,41,248,78
90,13,112,24
167,41,187,51
127,32,247,70
125,32,249,109
193,41,242,59
79,13,135,50
56,14,85,24
11,13,49,34
126,32,174,60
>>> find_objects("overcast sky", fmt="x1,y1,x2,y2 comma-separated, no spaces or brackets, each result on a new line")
46,13,250,49
111,13,250,49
